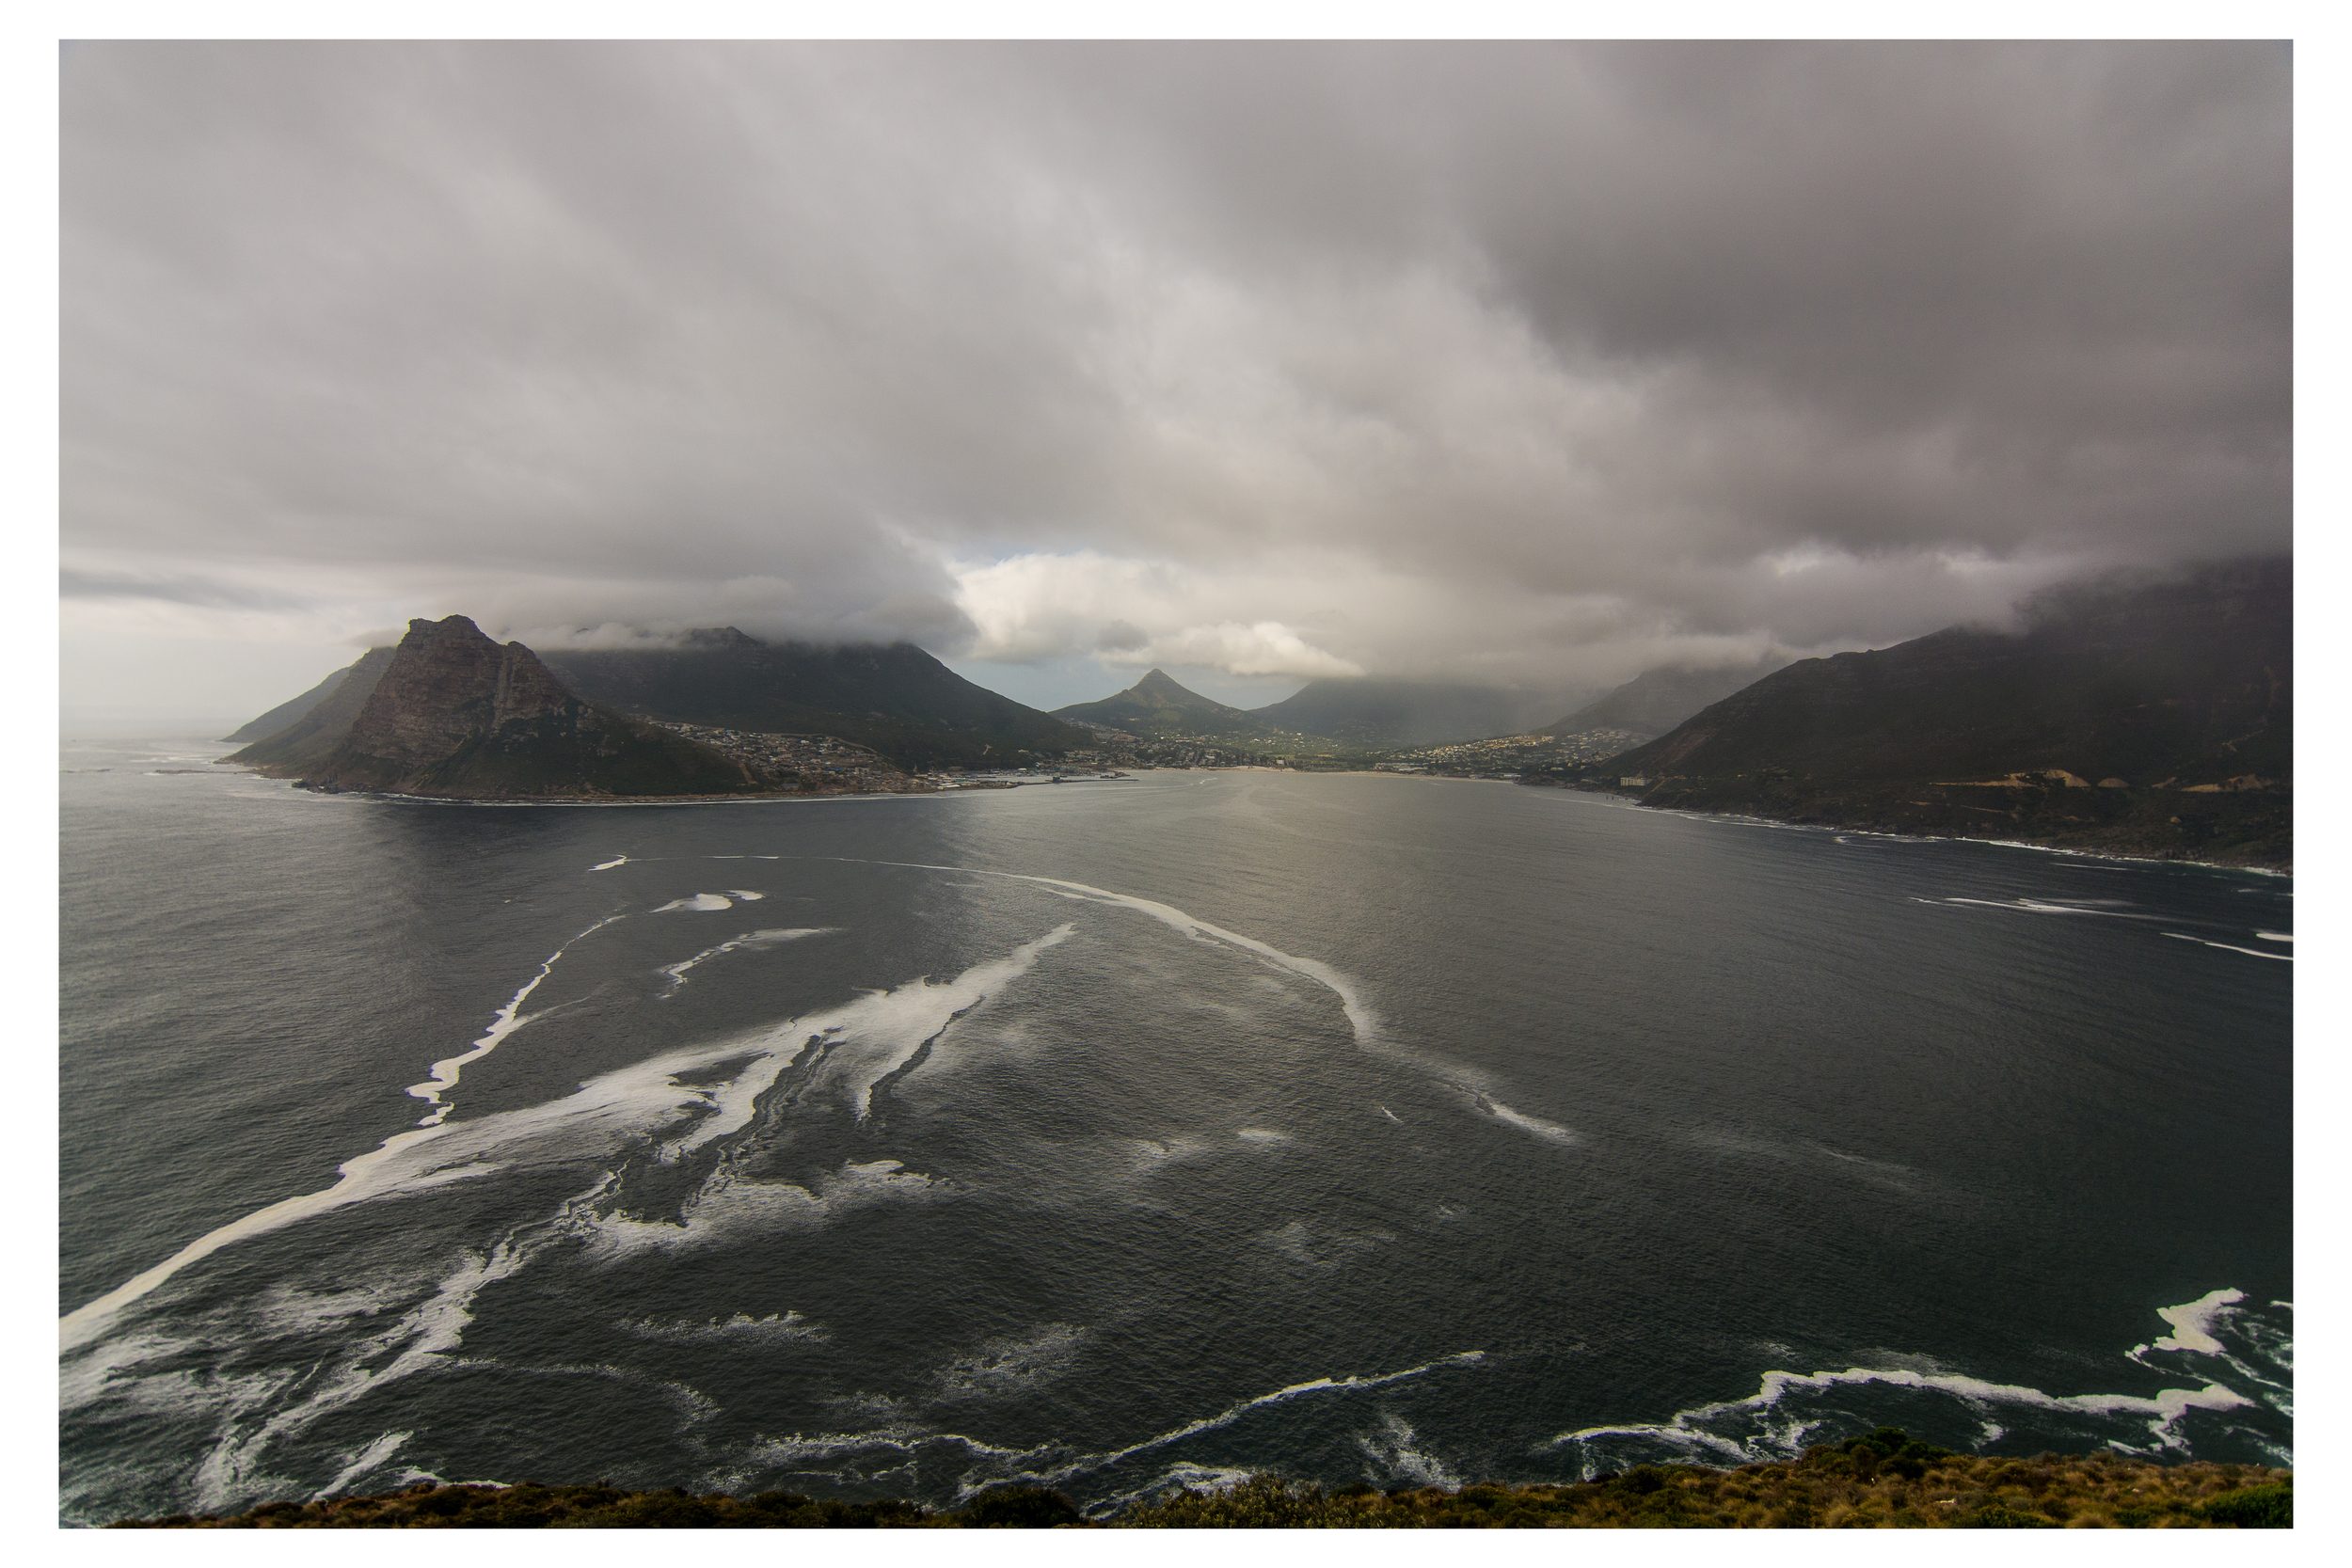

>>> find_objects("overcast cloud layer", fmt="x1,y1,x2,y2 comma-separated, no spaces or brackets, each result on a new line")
61,41,2290,721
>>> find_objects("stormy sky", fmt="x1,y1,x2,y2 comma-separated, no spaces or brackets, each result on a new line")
60,40,2290,726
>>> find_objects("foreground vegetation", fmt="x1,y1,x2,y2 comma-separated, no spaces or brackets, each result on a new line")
110,1430,2290,1528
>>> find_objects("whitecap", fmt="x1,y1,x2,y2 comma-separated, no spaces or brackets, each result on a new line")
1358,1413,1461,1490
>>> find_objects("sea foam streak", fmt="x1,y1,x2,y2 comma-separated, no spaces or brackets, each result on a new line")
61,927,1073,1352
1545,1291,2286,1472
2163,932,2293,961
996,1351,1488,1499
842,858,1587,1148
660,927,835,993
1940,896,2150,918
850,860,1378,1043
408,914,623,1127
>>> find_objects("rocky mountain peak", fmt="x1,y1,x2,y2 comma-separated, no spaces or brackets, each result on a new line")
1131,668,1188,697
340,615,576,774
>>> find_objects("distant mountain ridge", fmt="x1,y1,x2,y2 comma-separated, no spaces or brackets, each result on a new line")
1248,678,1572,750
1597,559,2290,867
1052,669,1272,740
1053,670,1583,751
539,634,1092,769
220,657,364,744
1551,657,1789,738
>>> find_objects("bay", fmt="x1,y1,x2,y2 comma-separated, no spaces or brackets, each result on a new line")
58,738,2293,1523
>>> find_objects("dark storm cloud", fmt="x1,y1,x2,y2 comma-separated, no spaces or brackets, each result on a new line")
61,41,2288,696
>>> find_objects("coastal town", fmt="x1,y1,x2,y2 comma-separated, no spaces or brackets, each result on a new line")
1374,727,1651,780
650,714,1662,794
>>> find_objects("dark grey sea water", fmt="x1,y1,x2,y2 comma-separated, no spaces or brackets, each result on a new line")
58,737,2293,1524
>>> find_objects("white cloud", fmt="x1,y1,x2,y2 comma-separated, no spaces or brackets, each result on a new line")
1110,622,1364,679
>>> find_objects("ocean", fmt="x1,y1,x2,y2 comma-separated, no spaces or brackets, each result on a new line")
57,737,2293,1524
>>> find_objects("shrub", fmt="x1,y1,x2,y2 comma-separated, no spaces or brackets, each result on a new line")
2200,1482,2292,1528
956,1486,1083,1528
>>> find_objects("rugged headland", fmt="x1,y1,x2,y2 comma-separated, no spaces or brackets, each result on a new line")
112,1434,2290,1528
1553,560,2292,870
222,615,1091,784
230,617,779,800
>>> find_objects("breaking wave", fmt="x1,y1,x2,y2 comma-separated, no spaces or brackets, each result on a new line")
1545,1291,2293,1475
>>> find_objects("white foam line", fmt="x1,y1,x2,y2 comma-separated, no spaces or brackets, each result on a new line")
660,927,836,993
63,918,629,1350
1547,1364,2253,1458
1942,896,2149,918
188,1232,546,1511
59,1125,497,1353
1477,1096,1578,1144
319,1431,412,1497
853,859,1378,1044
2163,932,2293,961
408,915,625,1127
835,856,1591,1148
64,928,1079,1351
1032,1351,1487,1484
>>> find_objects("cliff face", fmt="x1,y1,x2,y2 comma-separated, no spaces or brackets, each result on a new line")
337,615,574,777
225,646,396,772
295,616,769,799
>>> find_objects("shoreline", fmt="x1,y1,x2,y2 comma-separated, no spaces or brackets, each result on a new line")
1561,784,2292,878
113,756,2298,874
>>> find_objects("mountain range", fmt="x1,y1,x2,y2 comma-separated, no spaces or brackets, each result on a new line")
1597,559,2290,866
1053,671,1581,751
536,633,1093,769
216,558,2290,863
